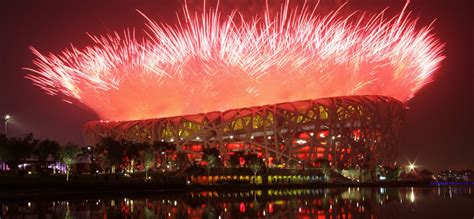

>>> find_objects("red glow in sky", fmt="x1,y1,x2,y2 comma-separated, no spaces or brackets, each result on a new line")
25,1,444,121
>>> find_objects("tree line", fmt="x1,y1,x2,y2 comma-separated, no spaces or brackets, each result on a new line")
0,134,86,180
0,134,269,182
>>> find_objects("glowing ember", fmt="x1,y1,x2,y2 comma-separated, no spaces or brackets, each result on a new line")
25,1,444,120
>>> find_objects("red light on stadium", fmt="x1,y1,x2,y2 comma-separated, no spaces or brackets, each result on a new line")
239,157,245,167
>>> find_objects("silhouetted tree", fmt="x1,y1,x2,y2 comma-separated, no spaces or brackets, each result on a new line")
124,140,144,173
34,139,60,174
78,146,96,173
175,151,191,171
58,143,81,181
152,141,176,171
383,166,402,181
0,134,37,173
228,151,244,168
96,137,126,173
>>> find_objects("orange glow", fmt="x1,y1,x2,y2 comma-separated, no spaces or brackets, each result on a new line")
26,2,444,120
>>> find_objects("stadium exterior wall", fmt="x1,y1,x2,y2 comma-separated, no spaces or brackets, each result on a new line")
83,95,404,169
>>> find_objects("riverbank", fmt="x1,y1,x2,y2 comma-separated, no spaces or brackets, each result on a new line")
0,174,439,196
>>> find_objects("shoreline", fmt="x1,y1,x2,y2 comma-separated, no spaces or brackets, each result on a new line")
2,180,470,199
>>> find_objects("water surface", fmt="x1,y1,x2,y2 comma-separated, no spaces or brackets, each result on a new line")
1,186,473,218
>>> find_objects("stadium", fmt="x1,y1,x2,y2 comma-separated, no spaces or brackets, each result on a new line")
83,95,404,169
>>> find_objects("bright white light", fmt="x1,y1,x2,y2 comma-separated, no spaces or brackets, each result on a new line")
410,187,415,203
267,136,271,140
309,132,314,136
250,135,254,139
196,136,200,140
4,114,10,120
319,132,325,138
408,162,416,171
229,135,233,139
296,139,307,145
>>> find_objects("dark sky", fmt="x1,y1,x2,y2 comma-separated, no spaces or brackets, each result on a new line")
0,0,472,171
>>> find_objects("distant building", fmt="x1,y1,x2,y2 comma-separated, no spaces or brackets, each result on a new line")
436,169,473,182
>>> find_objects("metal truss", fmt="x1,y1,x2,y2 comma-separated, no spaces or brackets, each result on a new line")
83,95,404,169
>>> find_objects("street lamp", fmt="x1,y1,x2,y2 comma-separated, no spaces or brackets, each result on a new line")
87,146,96,173
4,114,10,136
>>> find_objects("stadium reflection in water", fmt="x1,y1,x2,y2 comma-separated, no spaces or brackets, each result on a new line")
1,186,473,218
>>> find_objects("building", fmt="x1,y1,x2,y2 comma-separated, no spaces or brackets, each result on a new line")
83,95,404,169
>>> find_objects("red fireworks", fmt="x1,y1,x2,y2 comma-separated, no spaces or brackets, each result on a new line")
25,1,444,120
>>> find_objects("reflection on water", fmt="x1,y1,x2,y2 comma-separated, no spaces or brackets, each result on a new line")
1,186,473,218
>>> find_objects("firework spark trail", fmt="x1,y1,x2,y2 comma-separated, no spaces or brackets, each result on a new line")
25,1,444,120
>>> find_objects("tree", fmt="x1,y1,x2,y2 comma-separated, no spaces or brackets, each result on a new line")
0,134,36,173
124,140,143,173
96,137,126,173
204,155,216,184
228,151,244,168
175,151,191,171
202,148,222,184
58,144,81,181
34,139,60,174
318,158,332,182
142,144,155,181
246,154,263,184
419,169,434,182
78,146,96,173
152,141,176,171
0,134,10,165
383,166,402,181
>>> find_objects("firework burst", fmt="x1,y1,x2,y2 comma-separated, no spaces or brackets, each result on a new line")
25,1,444,120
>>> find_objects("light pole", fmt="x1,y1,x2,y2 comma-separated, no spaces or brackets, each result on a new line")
4,114,10,136
87,146,96,174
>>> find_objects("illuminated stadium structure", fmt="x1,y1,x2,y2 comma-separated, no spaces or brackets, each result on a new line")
84,95,404,168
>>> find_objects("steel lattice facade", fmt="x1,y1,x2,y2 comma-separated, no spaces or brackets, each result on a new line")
83,95,404,168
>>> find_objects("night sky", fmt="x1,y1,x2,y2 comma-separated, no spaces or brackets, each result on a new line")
0,0,472,171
